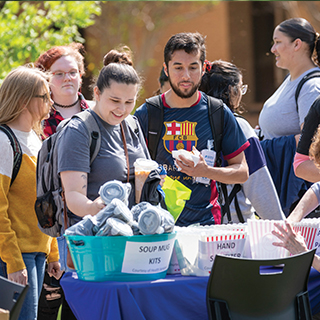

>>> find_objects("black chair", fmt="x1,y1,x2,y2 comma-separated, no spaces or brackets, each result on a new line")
0,275,29,320
207,249,316,320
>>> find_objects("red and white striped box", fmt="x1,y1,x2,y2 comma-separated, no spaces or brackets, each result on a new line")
198,231,247,274
248,218,320,259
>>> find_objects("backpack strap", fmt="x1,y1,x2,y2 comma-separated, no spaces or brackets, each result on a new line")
207,96,224,166
146,95,163,160
60,110,101,232
207,97,233,224
228,183,244,223
72,110,101,164
0,125,23,186
295,70,320,112
228,114,245,223
125,114,139,135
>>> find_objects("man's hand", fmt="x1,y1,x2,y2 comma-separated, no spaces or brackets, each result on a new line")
176,153,208,178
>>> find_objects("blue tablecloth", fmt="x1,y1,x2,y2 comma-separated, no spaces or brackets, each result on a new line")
61,268,320,320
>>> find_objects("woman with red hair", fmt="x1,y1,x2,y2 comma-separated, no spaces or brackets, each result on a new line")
35,43,89,137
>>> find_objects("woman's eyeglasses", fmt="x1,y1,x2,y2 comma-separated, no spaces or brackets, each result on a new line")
34,93,51,104
52,69,79,80
241,84,248,96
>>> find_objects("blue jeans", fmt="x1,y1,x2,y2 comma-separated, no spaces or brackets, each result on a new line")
0,252,46,320
57,236,74,273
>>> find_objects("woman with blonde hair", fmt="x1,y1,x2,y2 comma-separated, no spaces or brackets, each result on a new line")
0,66,61,320
36,43,90,320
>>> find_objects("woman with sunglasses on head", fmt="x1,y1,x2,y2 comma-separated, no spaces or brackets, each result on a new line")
0,66,61,320
35,42,89,138
200,60,285,223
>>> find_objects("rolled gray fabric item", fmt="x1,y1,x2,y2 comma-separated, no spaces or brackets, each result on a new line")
138,207,163,235
107,217,134,236
99,180,130,205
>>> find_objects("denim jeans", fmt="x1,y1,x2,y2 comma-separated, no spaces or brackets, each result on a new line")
57,236,74,273
0,252,46,320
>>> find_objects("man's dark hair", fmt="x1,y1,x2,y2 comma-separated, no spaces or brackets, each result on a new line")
164,32,206,67
159,67,168,87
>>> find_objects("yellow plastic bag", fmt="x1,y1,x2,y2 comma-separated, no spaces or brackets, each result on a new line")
162,176,191,222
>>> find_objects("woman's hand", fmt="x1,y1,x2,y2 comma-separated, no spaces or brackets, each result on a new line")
47,261,63,280
8,268,28,285
272,220,308,255
92,196,106,212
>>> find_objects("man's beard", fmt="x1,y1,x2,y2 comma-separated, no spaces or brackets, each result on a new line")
168,77,201,99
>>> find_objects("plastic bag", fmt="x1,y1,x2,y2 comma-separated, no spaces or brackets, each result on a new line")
162,176,192,221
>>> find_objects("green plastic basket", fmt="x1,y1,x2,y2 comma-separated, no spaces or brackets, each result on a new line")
65,232,176,282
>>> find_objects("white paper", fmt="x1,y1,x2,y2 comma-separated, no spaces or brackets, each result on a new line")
172,149,199,168
121,239,175,274
198,237,246,272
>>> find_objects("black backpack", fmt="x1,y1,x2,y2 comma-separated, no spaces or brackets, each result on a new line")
35,110,101,237
145,95,242,224
0,125,23,186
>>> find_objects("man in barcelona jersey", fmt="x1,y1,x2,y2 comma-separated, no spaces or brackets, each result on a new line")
135,32,249,226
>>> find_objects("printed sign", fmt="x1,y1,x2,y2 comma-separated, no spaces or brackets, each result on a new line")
122,239,175,274
197,235,246,272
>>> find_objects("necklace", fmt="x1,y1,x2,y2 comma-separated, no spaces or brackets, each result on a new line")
53,98,79,108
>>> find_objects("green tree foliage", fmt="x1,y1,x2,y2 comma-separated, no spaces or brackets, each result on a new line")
0,1,101,81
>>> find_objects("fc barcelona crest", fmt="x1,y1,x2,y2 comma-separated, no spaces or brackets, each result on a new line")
163,120,198,153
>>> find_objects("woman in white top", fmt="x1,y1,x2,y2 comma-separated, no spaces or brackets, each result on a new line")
259,17,320,140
